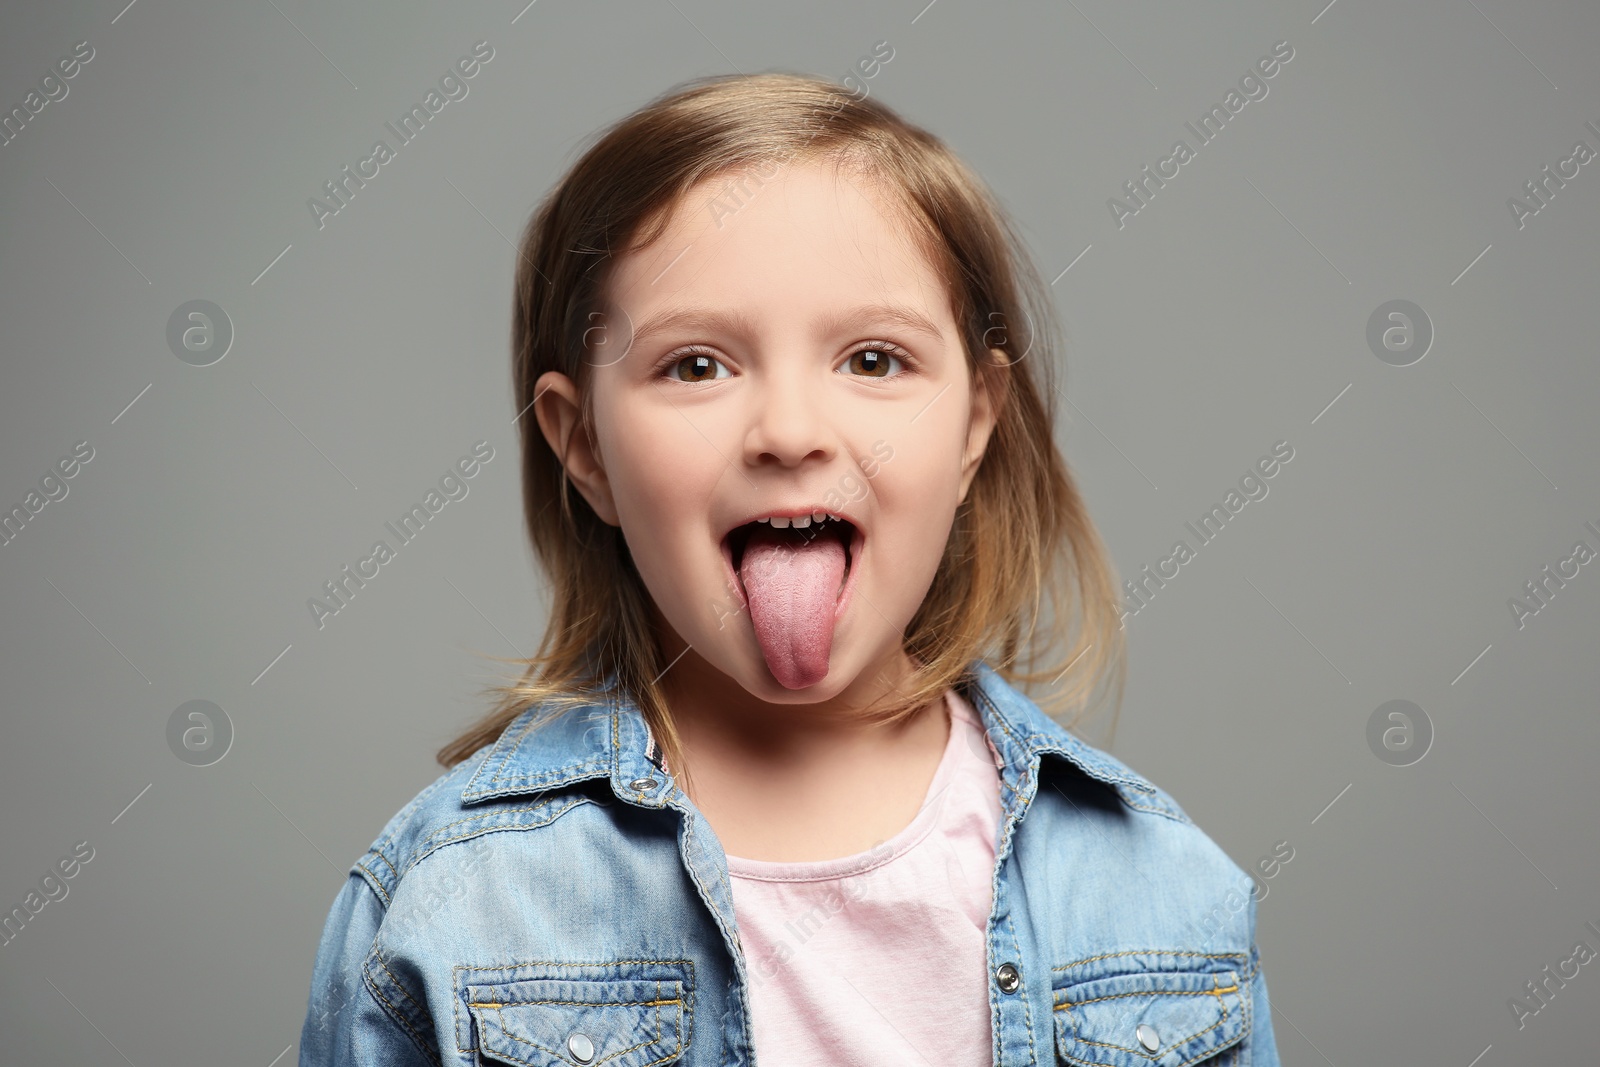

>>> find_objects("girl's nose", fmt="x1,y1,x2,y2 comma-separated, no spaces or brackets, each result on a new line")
743,364,835,468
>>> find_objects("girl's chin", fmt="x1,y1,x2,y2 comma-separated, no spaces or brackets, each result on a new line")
748,628,914,701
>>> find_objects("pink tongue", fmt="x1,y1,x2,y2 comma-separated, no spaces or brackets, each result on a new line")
738,525,847,689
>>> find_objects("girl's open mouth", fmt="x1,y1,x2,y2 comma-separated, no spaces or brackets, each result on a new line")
718,514,865,687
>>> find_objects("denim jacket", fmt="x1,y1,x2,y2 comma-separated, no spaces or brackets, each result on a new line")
300,660,1282,1066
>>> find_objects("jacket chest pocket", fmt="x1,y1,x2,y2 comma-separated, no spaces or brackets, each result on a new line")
1052,956,1249,1067
465,977,688,1067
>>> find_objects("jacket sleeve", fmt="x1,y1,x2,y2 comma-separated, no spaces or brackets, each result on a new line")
298,871,439,1067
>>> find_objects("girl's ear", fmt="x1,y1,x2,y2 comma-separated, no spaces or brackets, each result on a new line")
957,348,1010,506
533,371,621,526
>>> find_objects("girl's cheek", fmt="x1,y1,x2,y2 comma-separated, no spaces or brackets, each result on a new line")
609,407,699,490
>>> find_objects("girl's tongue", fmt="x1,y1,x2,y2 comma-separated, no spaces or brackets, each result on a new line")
738,524,847,689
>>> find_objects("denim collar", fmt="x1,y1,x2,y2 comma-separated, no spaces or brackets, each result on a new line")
459,659,1159,809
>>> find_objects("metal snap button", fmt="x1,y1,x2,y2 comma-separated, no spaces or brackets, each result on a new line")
995,962,1020,993
1136,1023,1160,1052
567,1031,595,1063
629,777,658,792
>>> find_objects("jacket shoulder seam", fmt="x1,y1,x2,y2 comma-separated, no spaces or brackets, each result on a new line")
355,755,501,903
353,856,394,907
397,794,604,881
371,758,482,858
362,942,443,1066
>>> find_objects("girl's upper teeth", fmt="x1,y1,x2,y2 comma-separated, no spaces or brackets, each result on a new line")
760,512,840,530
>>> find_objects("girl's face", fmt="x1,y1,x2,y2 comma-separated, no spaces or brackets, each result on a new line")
536,159,1000,707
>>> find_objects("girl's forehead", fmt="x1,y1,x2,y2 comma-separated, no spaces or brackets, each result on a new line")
607,162,950,322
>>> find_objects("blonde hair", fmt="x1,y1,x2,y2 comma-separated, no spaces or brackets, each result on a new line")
438,72,1126,787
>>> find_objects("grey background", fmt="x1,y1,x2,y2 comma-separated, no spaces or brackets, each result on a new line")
2,0,1596,1062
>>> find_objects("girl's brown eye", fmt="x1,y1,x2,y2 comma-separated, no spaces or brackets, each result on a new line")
672,353,730,382
845,346,903,378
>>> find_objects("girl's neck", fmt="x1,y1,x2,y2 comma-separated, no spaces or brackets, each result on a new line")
653,639,951,862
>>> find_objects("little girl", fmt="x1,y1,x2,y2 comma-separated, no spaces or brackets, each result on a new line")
301,73,1282,1067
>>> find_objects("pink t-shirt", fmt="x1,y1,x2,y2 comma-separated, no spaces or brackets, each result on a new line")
724,688,1005,1066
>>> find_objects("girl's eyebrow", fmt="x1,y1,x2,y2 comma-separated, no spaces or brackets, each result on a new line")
628,303,946,351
